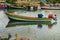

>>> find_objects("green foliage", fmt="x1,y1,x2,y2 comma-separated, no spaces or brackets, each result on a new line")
46,0,60,3
6,0,17,4
40,2,45,6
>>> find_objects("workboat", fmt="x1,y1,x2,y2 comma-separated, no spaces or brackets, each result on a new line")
6,10,52,22
1,2,25,10
7,3,26,10
41,6,60,10
5,1,40,11
0,3,5,9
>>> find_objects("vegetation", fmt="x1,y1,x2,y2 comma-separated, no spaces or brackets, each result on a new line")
40,0,60,6
6,0,17,4
40,2,45,6
46,0,60,3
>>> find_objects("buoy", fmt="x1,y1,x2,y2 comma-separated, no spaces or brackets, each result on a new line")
48,12,53,18
38,13,43,18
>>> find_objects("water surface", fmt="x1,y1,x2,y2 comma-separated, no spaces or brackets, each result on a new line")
0,10,60,40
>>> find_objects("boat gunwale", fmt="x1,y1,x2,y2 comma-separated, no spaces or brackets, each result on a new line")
6,12,52,21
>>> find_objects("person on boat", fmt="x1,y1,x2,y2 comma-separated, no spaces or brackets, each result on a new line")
33,6,38,11
38,13,43,18
26,5,31,11
48,13,53,18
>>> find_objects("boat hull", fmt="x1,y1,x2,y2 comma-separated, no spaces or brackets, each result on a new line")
6,13,51,22
0,6,5,9
6,2,37,11
7,5,37,11
41,7,60,10
7,5,26,10
9,16,51,22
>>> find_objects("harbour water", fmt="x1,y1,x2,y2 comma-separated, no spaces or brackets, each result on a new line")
0,10,60,40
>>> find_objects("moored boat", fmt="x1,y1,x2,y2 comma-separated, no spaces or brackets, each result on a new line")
0,3,5,9
5,1,40,11
6,11,52,22
7,5,26,10
41,6,60,10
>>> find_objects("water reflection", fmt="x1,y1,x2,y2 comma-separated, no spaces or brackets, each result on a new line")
47,22,57,29
38,24,42,28
7,21,57,29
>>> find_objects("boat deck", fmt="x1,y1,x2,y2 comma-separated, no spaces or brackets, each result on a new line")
13,10,48,18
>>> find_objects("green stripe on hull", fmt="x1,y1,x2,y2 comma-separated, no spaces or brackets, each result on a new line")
6,13,51,21
7,6,26,10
